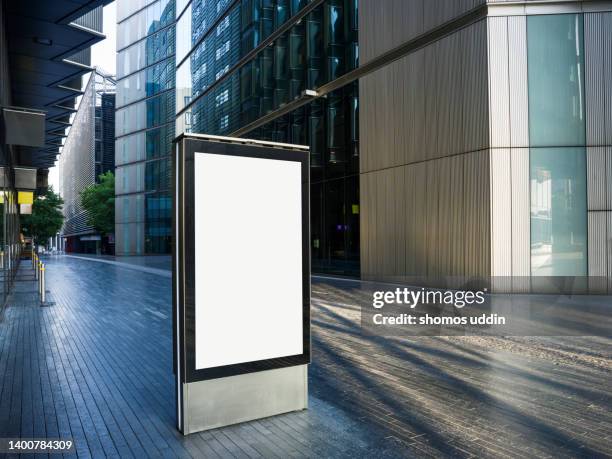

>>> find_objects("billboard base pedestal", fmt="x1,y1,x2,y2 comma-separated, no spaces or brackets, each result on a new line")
180,365,308,435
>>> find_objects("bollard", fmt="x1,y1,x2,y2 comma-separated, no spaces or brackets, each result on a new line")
38,262,42,296
35,258,39,280
41,264,46,304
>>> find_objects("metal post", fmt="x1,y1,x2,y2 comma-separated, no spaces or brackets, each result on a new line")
38,262,42,296
41,264,45,304
35,257,39,280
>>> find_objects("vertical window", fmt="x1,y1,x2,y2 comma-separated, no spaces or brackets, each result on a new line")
528,14,587,276
528,14,585,147
530,148,587,276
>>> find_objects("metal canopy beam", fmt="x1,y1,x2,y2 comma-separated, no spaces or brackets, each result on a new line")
5,0,112,169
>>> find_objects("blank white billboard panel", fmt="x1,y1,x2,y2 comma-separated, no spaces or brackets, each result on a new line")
193,153,303,370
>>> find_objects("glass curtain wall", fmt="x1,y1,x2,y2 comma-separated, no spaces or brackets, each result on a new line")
527,14,588,277
175,0,359,275
116,0,176,255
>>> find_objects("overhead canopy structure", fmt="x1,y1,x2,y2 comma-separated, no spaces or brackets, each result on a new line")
4,0,112,170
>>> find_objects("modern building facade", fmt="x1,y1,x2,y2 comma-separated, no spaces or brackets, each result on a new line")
357,0,612,290
115,0,176,256
174,0,360,275
116,0,612,289
60,69,116,254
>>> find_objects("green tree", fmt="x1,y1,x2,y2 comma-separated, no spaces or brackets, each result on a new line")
80,171,115,235
21,187,64,245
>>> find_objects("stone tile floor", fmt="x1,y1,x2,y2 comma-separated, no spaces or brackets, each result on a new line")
0,255,610,458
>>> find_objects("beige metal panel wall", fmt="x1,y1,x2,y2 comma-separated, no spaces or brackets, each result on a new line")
489,148,512,279
423,41,439,160
407,50,427,165
359,0,424,65
359,17,491,283
434,157,453,278
359,56,421,173
462,20,490,153
587,147,608,211
424,161,440,280
449,155,466,278
358,74,373,174
511,148,531,279
488,16,510,148
606,14,612,146
464,150,491,278
508,16,529,147
487,16,529,148
359,20,489,174
365,172,374,280
384,168,397,279
609,212,612,291
584,12,607,146
404,162,429,278
359,173,370,278
429,22,490,158
511,149,531,293
423,0,485,37
394,167,406,277
584,11,612,290
588,212,607,279
488,15,529,148
374,170,386,279
359,0,486,65
488,14,531,290
608,147,612,210
360,151,490,283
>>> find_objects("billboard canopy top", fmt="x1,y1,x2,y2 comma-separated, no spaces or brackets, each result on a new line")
175,133,309,152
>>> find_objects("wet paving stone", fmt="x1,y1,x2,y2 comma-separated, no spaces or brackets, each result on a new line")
0,256,610,458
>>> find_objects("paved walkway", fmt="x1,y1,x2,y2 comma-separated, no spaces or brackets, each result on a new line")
0,256,610,458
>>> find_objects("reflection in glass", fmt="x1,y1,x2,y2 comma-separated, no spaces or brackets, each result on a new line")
527,14,585,147
527,14,587,277
248,84,360,275
117,26,176,78
116,58,174,108
145,193,172,253
174,0,359,275
117,0,175,49
175,3,192,63
530,148,587,276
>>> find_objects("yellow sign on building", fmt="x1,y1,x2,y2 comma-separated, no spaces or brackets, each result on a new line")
18,191,34,205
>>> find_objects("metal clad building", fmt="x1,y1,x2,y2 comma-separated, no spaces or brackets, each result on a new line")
116,0,612,289
60,69,116,253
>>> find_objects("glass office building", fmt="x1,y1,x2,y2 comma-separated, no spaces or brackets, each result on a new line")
116,0,612,289
174,0,360,275
115,0,176,255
